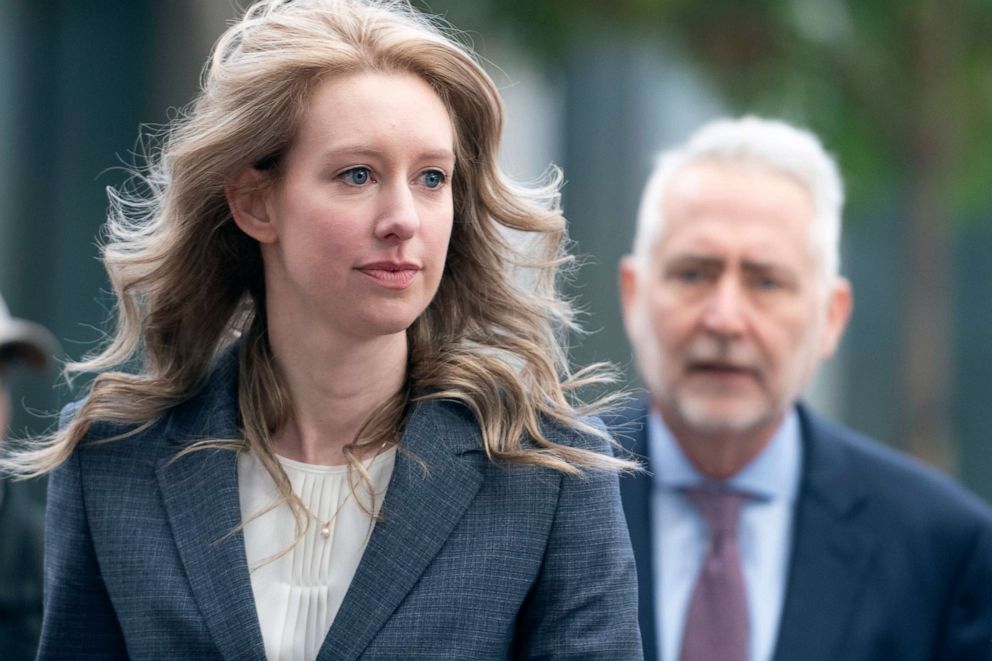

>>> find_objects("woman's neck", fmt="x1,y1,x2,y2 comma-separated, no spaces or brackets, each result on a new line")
265,321,408,466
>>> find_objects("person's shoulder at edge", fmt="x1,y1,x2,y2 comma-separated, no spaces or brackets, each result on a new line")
799,402,992,528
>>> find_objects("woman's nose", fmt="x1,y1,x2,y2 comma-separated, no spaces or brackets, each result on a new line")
374,183,420,242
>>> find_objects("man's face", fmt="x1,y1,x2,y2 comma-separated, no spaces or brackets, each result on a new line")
621,161,851,439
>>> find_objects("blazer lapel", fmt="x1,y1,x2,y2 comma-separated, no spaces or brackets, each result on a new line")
317,399,485,660
772,405,877,661
157,448,266,660
156,348,266,660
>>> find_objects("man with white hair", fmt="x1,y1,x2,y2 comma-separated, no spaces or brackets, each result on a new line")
0,293,58,660
617,116,992,661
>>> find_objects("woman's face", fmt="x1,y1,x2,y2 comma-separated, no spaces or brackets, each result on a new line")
251,71,456,345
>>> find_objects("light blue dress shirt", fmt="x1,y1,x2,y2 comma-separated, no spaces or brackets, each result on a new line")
648,409,802,661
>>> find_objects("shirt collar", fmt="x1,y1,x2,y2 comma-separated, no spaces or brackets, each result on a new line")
647,407,802,503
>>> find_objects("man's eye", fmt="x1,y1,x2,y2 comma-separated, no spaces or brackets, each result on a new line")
420,169,446,189
753,275,782,290
340,167,372,185
674,268,704,283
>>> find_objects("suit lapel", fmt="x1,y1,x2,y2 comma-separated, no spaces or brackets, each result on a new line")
155,348,265,660
772,405,877,661
317,399,485,660
615,402,659,661
157,447,266,660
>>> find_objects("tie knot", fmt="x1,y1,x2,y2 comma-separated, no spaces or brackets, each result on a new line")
683,487,746,537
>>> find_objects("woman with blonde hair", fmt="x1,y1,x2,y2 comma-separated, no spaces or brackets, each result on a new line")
12,0,641,658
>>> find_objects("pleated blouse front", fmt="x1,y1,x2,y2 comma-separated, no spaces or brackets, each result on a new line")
237,447,396,661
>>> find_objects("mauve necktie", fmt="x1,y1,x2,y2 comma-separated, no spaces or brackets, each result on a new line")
679,487,749,661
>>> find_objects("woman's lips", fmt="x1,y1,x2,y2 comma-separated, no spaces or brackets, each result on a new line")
356,263,420,289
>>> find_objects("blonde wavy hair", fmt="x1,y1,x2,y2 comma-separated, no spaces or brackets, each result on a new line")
4,0,631,511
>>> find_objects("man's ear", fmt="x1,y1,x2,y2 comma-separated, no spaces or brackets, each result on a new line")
225,167,277,244
819,276,853,360
618,255,642,339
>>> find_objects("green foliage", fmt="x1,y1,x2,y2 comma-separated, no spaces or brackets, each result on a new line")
422,0,992,217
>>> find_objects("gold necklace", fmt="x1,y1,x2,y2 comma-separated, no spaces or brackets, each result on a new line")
305,492,352,540
292,441,395,539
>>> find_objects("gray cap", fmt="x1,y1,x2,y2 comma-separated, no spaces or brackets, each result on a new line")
0,293,59,370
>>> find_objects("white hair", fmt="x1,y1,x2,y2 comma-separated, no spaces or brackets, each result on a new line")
632,116,844,280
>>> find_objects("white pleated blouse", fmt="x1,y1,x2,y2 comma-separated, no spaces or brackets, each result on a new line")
237,447,396,661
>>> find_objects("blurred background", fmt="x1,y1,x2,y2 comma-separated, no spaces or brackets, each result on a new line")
1,0,990,506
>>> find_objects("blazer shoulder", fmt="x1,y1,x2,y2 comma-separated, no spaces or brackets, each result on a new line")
58,398,170,467
57,394,203,476
59,348,244,461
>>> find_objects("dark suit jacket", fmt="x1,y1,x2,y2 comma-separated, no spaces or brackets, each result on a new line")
0,478,44,660
38,352,642,660
616,400,992,661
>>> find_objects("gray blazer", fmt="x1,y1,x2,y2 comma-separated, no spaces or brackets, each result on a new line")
39,353,642,660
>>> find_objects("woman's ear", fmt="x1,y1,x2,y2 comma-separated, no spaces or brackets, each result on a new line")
226,168,278,244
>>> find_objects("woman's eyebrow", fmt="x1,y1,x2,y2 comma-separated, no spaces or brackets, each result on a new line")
319,145,455,163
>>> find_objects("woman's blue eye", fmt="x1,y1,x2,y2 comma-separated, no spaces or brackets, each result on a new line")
421,170,445,189
343,167,371,185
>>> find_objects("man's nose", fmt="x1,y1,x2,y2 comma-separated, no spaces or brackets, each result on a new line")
700,276,747,337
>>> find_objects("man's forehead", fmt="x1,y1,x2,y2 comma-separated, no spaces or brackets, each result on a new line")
651,164,817,263
663,161,814,224
655,216,809,255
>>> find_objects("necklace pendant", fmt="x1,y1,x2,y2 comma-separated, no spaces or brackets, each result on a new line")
320,524,331,539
